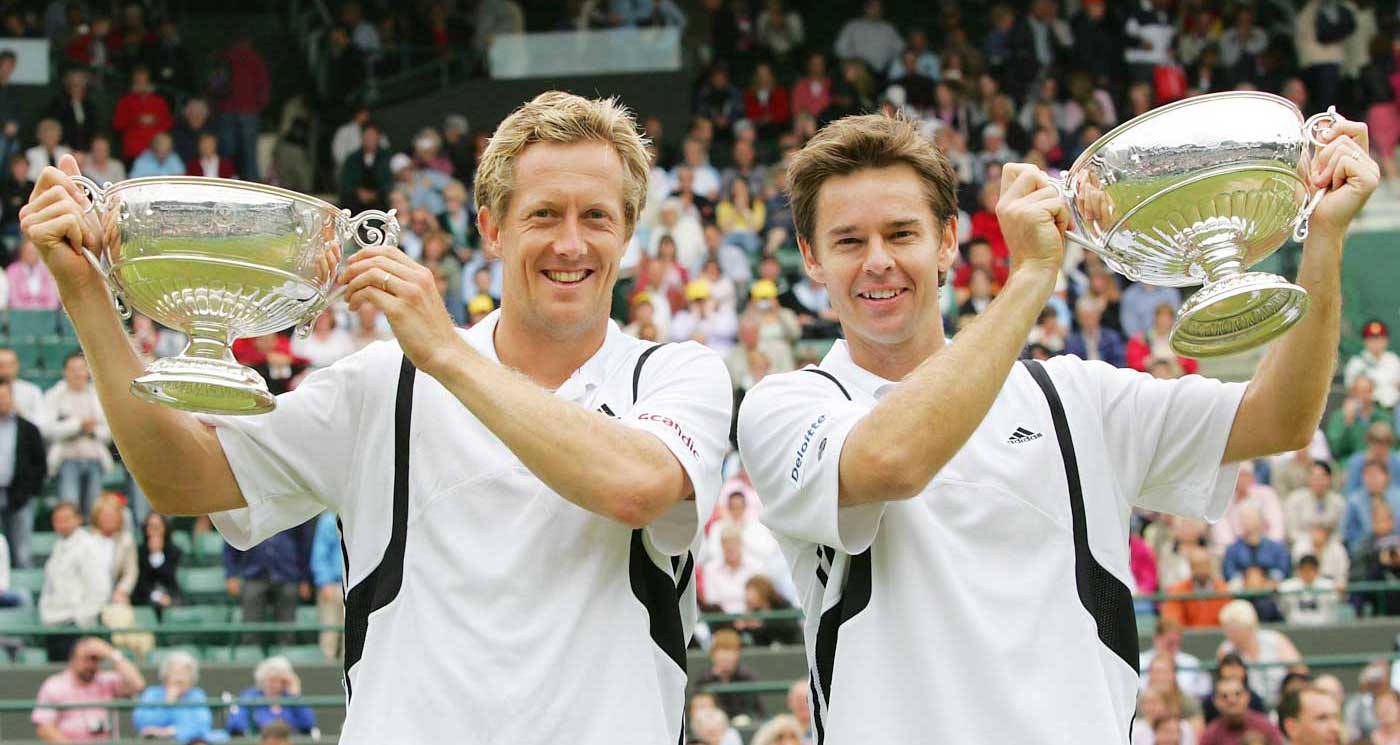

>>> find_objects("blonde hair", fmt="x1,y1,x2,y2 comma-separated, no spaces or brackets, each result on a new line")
786,113,957,247
90,493,125,529
474,91,649,234
752,714,804,745
1219,599,1260,630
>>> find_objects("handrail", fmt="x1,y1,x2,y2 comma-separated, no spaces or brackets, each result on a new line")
0,695,345,714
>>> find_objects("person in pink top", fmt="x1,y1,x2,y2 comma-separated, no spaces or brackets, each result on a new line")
1212,463,1287,548
791,52,831,119
8,236,61,310
32,636,145,742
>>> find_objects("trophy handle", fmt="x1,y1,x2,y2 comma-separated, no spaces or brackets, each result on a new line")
295,208,401,337
1049,173,1134,278
1293,105,1340,242
68,175,131,320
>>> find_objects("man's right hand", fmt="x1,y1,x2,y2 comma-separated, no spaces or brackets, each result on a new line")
17,154,107,298
226,577,241,597
996,163,1069,278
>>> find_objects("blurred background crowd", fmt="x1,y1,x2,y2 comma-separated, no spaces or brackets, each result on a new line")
0,0,1398,743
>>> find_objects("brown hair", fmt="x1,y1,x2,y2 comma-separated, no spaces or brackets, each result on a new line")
711,628,743,653
474,91,650,235
786,113,957,248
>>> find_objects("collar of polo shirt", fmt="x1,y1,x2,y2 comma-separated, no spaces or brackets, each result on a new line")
821,341,899,400
466,309,620,401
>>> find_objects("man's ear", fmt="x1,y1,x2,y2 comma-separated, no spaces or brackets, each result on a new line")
477,206,502,260
798,235,825,286
938,217,959,277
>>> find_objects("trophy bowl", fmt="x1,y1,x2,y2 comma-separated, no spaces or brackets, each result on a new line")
71,175,398,414
1056,91,1337,357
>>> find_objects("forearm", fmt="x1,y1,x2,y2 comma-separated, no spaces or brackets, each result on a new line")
60,283,243,515
1224,234,1342,463
35,723,66,743
110,651,145,694
433,344,688,527
839,267,1058,505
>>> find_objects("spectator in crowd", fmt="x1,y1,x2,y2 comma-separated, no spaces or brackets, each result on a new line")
734,574,800,646
752,714,804,745
1,155,34,245
226,656,317,737
726,315,772,395
330,105,373,175
186,131,235,179
420,231,465,322
1279,684,1346,745
129,131,184,179
1273,446,1322,504
1200,674,1283,745
1350,501,1400,615
32,637,144,742
1133,686,1200,745
1217,599,1304,710
349,303,391,352
438,180,474,250
38,503,111,661
757,0,805,61
131,650,221,743
1345,661,1392,743
1202,653,1269,723
1278,554,1342,626
1125,302,1198,375
25,119,72,176
744,279,798,373
236,332,308,396
44,70,97,154
702,524,765,614
1160,544,1232,628
0,531,20,606
391,152,451,217
310,510,343,661
46,353,111,515
694,65,744,137
79,133,126,186
1120,278,1183,340
260,721,293,745
214,35,270,182
1222,503,1291,584
1142,653,1206,728
170,99,215,168
698,628,765,720
792,52,831,120
1346,320,1400,409
88,493,137,607
1345,458,1400,553
291,310,355,373
1064,293,1125,366
8,236,60,310
1140,616,1212,700
112,65,172,163
1284,460,1346,546
132,512,181,621
716,179,766,253
1346,418,1400,493
690,704,736,745
1330,375,1391,461
671,279,739,353
224,521,313,646
784,679,813,744
1359,688,1400,745
0,377,51,569
1296,0,1357,110
1026,306,1067,355
339,121,391,212
1293,517,1351,585
834,0,902,74
1214,465,1287,548
467,293,494,326
745,62,791,138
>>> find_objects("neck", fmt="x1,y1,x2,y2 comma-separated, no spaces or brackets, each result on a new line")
844,321,946,381
493,307,608,389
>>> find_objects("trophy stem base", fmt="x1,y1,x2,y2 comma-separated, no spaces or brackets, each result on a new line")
1170,272,1310,358
130,354,276,415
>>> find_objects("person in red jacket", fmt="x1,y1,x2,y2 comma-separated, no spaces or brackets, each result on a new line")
213,36,270,182
185,132,236,179
1126,302,1199,375
111,65,172,162
744,62,791,139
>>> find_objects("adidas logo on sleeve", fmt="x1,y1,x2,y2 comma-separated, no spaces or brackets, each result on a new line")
1007,426,1043,444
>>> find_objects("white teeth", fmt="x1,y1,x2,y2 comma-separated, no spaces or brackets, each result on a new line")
546,271,587,283
862,289,900,300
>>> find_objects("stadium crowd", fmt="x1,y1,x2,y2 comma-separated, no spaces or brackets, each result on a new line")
0,0,1398,742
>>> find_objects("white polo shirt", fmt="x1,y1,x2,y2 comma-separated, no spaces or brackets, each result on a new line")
203,310,732,745
737,341,1246,745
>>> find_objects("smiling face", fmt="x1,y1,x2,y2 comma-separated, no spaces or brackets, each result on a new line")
799,165,956,357
478,141,626,341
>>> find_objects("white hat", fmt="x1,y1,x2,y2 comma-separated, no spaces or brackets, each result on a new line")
389,152,413,174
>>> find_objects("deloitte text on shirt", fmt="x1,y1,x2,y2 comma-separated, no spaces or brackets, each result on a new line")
738,341,1246,745
201,310,733,745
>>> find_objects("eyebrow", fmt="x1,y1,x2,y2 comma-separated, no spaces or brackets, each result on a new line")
827,219,922,237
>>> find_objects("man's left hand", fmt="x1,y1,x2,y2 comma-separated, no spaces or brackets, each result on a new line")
1307,116,1381,242
340,245,464,377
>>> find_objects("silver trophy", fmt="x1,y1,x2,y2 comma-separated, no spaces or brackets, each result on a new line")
71,175,398,414
1054,91,1338,357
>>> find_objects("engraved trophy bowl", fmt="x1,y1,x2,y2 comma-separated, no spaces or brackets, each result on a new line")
1054,91,1338,357
71,175,398,414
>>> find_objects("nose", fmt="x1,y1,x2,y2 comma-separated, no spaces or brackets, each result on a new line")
553,211,586,259
861,235,896,276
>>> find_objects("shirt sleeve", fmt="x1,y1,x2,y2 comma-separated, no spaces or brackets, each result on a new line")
737,371,884,554
1090,361,1248,522
622,342,734,556
30,677,58,725
200,344,378,550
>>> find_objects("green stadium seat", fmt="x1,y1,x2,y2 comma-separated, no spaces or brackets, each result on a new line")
148,646,202,670
0,604,38,631
165,604,228,626
57,311,77,339
130,606,158,629
230,644,266,663
11,568,44,596
17,645,48,664
29,532,58,560
295,606,319,625
178,567,228,602
170,530,193,555
37,336,78,373
5,336,41,371
194,532,226,564
268,644,325,664
6,310,60,338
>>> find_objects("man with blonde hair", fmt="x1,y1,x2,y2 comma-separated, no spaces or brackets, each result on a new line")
19,90,732,743
737,110,1377,743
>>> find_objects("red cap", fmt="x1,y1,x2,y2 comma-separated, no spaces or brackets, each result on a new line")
1364,320,1389,339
